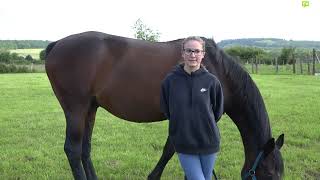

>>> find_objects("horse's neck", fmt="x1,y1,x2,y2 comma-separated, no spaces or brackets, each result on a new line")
228,98,272,162
214,51,273,160
206,46,274,170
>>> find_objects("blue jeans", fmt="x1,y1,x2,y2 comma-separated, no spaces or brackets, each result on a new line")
177,153,217,180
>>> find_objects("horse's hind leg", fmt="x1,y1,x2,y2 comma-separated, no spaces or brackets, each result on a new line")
63,103,89,180
81,100,98,180
148,136,175,180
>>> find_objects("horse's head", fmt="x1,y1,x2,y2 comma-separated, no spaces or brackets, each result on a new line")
242,134,284,180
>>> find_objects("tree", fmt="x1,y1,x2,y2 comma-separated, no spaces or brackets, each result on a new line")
132,19,160,42
25,54,33,61
0,51,11,63
39,50,46,60
224,46,265,64
10,53,20,61
279,47,295,64
256,52,274,65
295,48,311,62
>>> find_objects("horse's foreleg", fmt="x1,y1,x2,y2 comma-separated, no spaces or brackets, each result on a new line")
64,110,87,180
81,103,98,180
148,136,175,180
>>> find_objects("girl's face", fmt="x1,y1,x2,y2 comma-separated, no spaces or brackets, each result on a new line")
182,40,205,69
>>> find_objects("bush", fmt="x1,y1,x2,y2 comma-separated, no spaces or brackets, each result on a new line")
0,64,9,73
0,51,11,63
39,50,46,60
7,64,17,72
16,66,29,73
0,63,33,73
25,54,33,61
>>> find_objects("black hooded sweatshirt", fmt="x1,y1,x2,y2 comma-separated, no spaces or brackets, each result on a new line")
160,64,224,154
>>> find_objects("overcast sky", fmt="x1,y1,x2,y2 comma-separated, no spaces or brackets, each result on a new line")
1,0,319,43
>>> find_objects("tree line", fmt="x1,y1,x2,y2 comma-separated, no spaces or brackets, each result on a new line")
224,46,314,65
0,40,50,49
218,38,320,49
0,49,45,63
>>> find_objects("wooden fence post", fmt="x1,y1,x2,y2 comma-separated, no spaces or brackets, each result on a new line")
312,49,316,75
275,57,279,74
307,56,311,75
299,58,303,74
251,58,254,74
292,53,296,74
255,57,258,74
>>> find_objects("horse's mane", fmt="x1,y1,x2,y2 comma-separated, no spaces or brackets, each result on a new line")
45,41,57,59
204,38,271,144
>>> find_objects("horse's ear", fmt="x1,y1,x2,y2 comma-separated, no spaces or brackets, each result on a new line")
276,134,284,150
263,138,275,157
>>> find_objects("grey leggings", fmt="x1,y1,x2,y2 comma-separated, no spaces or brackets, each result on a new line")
177,153,217,180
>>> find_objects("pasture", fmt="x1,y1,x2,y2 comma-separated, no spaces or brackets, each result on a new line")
0,73,319,179
9,48,43,60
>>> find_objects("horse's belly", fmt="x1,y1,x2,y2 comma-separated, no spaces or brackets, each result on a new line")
97,89,166,123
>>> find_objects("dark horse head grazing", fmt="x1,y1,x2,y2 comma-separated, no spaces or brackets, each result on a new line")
45,31,284,180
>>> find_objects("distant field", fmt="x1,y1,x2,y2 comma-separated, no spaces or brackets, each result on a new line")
0,74,319,179
10,48,43,60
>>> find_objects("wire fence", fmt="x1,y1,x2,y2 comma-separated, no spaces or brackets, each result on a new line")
239,49,320,75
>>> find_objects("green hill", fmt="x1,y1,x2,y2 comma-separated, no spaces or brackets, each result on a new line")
217,38,320,49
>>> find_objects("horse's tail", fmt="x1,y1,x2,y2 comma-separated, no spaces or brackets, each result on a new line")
45,41,57,60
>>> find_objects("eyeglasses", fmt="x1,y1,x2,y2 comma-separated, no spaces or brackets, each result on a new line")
183,48,204,56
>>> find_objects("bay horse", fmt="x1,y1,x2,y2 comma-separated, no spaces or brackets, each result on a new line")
45,31,284,180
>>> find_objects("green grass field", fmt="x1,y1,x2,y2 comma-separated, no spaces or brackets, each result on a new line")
0,73,319,179
9,49,43,60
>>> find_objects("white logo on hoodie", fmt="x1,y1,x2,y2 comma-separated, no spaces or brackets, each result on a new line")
200,88,207,92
